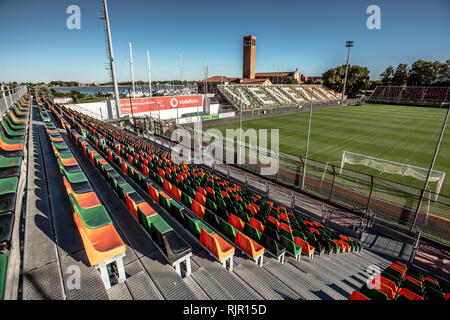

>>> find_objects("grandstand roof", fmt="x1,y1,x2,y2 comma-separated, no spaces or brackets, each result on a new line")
255,72,292,77
198,76,236,83
238,78,271,84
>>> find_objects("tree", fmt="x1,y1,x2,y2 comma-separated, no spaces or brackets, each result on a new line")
305,78,321,85
368,80,381,90
407,60,438,86
283,77,298,84
69,90,84,103
322,65,370,95
391,63,409,86
435,59,450,86
380,65,394,85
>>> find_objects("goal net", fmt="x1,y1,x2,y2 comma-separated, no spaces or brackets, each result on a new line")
340,151,446,195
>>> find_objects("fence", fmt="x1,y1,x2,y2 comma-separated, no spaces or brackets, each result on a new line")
368,86,450,107
151,123,450,246
199,99,343,128
0,85,28,117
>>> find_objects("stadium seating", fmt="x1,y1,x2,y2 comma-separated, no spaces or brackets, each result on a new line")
37,99,128,289
218,85,341,110
53,102,365,271
369,86,449,106
45,101,244,273
0,93,30,300
58,106,269,265
62,119,192,274
348,261,449,300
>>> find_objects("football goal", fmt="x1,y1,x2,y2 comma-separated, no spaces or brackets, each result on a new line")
340,151,446,195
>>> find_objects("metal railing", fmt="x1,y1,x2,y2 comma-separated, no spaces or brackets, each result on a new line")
0,84,28,117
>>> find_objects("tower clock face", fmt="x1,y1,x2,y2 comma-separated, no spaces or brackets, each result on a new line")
244,40,251,47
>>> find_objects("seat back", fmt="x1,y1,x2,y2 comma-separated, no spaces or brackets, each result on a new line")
219,218,237,240
249,217,264,233
191,200,205,219
200,228,218,257
229,213,244,232
397,288,423,300
348,290,370,300
243,222,261,242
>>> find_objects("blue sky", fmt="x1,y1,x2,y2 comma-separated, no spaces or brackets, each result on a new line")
0,0,449,83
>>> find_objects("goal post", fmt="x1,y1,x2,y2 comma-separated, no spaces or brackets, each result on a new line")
340,151,446,196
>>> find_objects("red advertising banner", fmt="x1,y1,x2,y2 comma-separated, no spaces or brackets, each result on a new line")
120,95,204,115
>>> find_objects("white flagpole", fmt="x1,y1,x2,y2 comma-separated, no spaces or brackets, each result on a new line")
147,49,152,97
128,42,136,98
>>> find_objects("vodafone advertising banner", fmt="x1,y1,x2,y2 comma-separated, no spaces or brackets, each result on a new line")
120,95,204,116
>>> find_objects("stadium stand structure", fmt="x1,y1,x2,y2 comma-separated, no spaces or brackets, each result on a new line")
217,85,341,110
1,90,448,301
38,98,128,288
57,104,366,265
368,86,450,106
0,93,30,299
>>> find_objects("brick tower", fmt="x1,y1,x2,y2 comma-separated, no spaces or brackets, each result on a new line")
243,35,256,79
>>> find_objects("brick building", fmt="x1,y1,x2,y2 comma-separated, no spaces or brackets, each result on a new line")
199,35,319,93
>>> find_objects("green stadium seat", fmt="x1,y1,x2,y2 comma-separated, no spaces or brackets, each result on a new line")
360,284,389,300
181,192,193,208
0,213,14,250
68,193,112,229
0,253,7,300
243,222,262,242
0,177,18,214
0,157,22,179
219,218,238,240
280,234,302,259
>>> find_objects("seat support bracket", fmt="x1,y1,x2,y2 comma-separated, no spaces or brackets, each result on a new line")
95,252,126,290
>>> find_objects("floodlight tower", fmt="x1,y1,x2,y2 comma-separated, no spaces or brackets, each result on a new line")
100,0,121,118
341,40,354,101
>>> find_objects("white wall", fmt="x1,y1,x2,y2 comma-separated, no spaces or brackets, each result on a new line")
66,100,210,121
209,104,220,114
65,101,108,120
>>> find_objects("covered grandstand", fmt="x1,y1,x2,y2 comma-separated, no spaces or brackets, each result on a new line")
0,89,448,302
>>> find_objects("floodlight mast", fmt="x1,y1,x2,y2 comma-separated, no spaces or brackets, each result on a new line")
101,0,121,118
411,104,450,230
341,40,354,102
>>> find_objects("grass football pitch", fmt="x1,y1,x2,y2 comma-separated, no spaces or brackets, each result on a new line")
204,104,450,197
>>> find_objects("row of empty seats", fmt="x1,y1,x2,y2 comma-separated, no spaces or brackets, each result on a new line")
53,102,239,271
38,98,127,288
56,102,364,270
349,260,450,300
66,106,267,265
47,100,196,276
0,93,30,300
